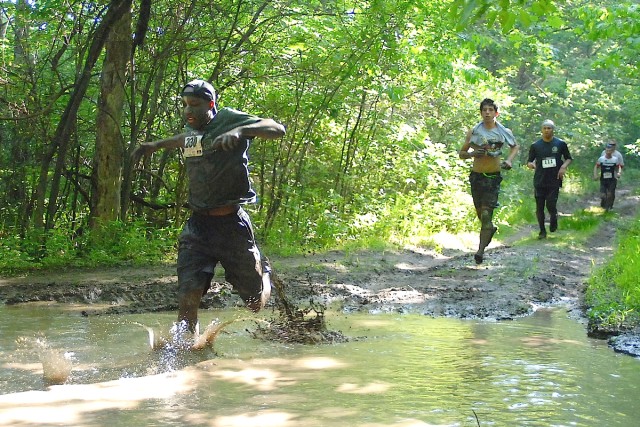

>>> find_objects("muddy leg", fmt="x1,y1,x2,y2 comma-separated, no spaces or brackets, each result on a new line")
535,196,546,238
535,199,546,231
475,209,497,264
177,289,202,333
607,180,617,210
604,190,613,210
608,191,615,210
246,268,271,313
547,197,558,232
548,194,558,231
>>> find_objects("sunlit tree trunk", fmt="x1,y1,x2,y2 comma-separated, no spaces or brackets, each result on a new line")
92,8,132,226
44,0,133,231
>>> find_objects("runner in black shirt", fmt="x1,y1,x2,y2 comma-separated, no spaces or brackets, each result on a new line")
526,120,572,239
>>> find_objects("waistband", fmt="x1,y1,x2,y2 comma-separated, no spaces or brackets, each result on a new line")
470,171,501,178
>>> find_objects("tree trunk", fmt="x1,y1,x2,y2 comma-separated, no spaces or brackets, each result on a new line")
92,8,132,226
43,0,133,231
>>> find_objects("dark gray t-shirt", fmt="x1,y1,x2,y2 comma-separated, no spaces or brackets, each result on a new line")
183,107,261,211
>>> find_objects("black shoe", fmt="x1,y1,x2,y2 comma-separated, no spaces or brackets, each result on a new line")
538,230,547,239
474,253,483,264
550,217,557,232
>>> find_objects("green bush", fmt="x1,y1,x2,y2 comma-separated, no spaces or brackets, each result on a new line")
0,233,38,273
586,220,640,328
0,222,178,275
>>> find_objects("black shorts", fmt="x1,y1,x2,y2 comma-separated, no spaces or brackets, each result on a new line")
469,171,503,210
599,178,617,194
176,208,266,303
534,186,560,202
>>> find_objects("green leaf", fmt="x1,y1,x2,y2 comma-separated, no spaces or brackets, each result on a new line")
486,10,498,27
519,9,532,27
459,0,479,27
500,10,517,33
546,15,564,29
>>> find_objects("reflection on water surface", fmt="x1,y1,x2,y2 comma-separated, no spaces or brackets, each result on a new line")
1,305,638,426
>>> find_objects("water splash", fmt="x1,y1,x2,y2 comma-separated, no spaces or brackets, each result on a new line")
132,317,264,352
15,335,73,385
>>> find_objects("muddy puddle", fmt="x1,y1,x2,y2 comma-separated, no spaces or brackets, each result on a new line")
1,304,639,426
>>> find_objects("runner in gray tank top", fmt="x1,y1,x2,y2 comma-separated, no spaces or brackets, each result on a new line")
459,98,519,264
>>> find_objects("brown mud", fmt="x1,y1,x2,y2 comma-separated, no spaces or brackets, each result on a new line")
1,185,639,357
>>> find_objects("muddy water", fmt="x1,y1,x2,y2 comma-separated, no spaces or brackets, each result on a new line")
1,305,639,427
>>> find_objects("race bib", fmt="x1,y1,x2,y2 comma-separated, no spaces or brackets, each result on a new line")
183,134,203,157
542,157,557,169
486,141,503,157
603,172,613,179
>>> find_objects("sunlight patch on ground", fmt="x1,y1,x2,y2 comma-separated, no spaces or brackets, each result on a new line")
186,406,452,427
337,381,390,394
584,206,603,214
200,356,345,392
205,356,346,370
206,367,288,392
431,231,476,252
361,421,455,427
394,261,431,271
0,371,197,426
0,354,352,426
294,356,345,370
207,410,298,427
2,362,42,373
308,407,363,420
4,358,99,380
376,289,427,304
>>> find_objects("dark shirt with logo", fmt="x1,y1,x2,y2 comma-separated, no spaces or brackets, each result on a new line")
527,137,572,188
596,155,621,181
182,107,262,211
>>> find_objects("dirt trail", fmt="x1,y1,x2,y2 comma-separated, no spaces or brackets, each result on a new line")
1,185,639,356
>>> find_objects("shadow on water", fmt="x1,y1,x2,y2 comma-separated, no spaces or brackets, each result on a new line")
1,305,640,427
